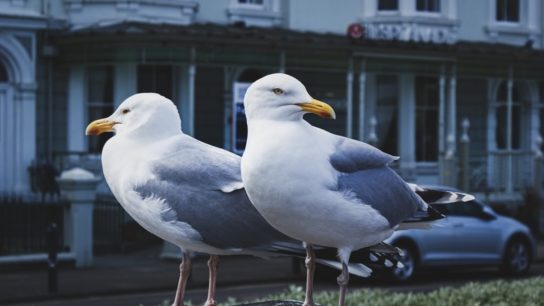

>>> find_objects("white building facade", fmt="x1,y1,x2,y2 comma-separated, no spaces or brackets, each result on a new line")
0,0,543,204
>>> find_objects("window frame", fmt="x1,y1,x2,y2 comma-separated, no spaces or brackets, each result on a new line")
416,0,441,13
495,0,521,24
377,0,399,13
236,0,265,10
537,81,544,151
86,65,114,154
227,0,282,27
493,81,524,152
0,60,8,82
414,0,443,17
375,75,399,156
415,76,440,163
230,0,268,12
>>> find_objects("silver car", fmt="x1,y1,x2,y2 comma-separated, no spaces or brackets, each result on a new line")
385,191,535,281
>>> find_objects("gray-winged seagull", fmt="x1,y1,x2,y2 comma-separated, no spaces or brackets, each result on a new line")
86,93,417,306
240,74,468,306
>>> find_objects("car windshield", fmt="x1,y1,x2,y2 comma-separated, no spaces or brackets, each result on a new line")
431,200,483,217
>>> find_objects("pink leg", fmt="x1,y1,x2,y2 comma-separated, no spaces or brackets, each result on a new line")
337,263,349,306
172,251,191,306
302,243,316,306
204,255,220,306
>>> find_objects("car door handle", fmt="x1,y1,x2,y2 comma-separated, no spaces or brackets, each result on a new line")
452,223,464,228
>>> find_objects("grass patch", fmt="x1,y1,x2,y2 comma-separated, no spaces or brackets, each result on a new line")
148,277,544,306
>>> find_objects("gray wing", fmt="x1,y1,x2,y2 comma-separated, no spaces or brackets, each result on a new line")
330,137,398,173
153,135,244,193
330,137,424,227
135,136,294,250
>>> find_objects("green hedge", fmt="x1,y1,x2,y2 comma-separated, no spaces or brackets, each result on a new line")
149,277,544,306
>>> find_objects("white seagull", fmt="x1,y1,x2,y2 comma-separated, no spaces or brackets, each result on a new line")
240,74,466,306
85,93,411,306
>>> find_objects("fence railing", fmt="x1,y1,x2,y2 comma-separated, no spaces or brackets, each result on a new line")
0,195,67,256
93,196,128,253
488,150,533,193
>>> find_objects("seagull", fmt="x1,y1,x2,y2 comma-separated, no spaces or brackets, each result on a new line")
85,93,412,306
240,74,466,306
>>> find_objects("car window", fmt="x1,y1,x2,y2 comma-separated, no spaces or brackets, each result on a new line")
446,200,482,217
431,204,449,215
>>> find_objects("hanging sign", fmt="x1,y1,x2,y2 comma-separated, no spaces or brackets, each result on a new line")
347,22,457,44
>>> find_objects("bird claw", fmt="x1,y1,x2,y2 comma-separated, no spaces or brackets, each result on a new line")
204,299,216,306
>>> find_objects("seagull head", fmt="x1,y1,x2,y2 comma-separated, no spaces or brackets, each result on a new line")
244,73,336,121
85,93,181,140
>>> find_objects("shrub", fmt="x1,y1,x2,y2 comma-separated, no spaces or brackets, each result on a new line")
148,277,544,306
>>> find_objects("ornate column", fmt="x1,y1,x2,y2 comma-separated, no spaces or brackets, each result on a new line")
358,59,367,141
346,59,354,138
398,74,416,181
443,65,457,187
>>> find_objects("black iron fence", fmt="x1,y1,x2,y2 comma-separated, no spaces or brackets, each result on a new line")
1,193,160,257
0,195,66,256
93,195,127,253
93,196,162,253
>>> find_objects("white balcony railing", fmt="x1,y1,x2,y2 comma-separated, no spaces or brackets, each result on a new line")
488,150,533,193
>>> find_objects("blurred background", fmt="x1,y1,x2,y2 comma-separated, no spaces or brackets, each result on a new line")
0,0,543,305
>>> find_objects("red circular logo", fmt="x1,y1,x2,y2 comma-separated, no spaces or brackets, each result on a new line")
347,23,364,39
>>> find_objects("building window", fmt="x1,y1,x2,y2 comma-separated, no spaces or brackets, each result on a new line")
540,82,544,140
137,65,174,99
416,0,440,12
87,66,114,153
0,61,7,82
415,76,439,162
495,81,521,150
238,0,264,6
378,0,398,11
375,75,398,156
496,0,520,22
228,0,282,27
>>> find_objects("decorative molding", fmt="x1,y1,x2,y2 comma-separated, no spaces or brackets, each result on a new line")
13,34,34,61
227,0,283,27
357,0,459,44
0,32,35,84
486,0,541,42
66,0,199,29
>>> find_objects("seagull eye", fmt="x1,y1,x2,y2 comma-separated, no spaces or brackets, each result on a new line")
122,109,130,114
272,88,284,95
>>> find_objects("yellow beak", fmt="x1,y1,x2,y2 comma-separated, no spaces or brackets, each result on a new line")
297,99,336,119
85,118,118,136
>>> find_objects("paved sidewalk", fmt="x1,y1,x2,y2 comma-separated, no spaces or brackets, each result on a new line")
0,247,302,305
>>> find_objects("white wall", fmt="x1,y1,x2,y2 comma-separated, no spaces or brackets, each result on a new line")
457,0,541,47
286,0,362,34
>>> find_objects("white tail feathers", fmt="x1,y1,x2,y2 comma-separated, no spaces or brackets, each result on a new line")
315,259,373,278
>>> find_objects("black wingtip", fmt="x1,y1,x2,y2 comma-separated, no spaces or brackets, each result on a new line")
401,204,445,223
416,188,475,205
